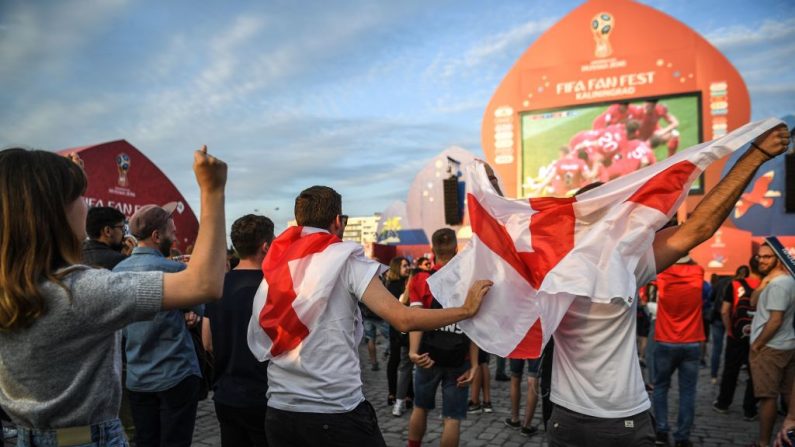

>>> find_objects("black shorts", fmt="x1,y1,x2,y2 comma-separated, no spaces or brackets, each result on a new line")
477,350,490,365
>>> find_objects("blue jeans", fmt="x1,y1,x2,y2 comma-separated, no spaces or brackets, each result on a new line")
710,321,725,379
413,362,469,419
16,419,127,447
653,342,700,442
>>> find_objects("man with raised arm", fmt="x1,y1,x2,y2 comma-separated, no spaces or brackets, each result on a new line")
546,126,790,447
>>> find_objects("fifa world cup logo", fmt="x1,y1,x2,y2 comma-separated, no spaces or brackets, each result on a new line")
591,12,614,58
116,153,131,187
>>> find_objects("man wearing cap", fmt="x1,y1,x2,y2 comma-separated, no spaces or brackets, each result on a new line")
114,202,203,447
748,240,795,447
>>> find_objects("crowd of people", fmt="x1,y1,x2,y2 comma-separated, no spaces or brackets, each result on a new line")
0,122,791,447
526,100,680,197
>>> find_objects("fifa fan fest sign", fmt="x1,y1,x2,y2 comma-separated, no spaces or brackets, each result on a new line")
478,0,789,276
482,0,750,202
58,140,199,251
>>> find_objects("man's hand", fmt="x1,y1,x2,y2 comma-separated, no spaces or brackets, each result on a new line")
751,340,764,354
193,145,227,193
184,311,201,328
122,235,136,256
775,416,795,446
456,366,478,388
409,352,434,369
752,125,791,159
462,280,494,318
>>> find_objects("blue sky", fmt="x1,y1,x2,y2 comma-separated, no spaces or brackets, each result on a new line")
1,0,793,230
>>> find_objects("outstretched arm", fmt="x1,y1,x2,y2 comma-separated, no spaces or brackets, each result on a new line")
652,125,790,273
361,276,493,333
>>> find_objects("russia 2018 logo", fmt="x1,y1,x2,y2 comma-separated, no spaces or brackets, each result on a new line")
116,153,131,187
591,12,614,58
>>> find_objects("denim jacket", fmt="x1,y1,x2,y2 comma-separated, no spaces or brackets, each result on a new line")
114,247,202,392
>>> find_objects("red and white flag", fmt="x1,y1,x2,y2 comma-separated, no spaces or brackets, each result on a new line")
247,226,373,361
428,118,782,359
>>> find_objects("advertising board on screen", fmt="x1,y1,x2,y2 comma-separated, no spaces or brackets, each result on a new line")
520,93,702,198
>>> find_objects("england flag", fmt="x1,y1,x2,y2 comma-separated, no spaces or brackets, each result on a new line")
247,226,376,361
428,118,783,359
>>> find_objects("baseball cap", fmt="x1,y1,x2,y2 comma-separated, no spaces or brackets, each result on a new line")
129,202,178,239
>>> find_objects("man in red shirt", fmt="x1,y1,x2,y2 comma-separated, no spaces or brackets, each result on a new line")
652,255,705,447
713,256,761,419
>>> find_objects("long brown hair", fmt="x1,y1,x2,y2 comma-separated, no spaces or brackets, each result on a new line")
0,149,87,330
385,256,407,282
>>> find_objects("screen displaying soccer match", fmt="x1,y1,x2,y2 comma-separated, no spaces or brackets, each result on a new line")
519,94,702,198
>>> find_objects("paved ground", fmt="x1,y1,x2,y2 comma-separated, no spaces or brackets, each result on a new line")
189,340,776,447
1,340,777,446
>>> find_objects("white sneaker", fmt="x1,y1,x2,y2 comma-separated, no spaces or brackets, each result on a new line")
392,399,405,417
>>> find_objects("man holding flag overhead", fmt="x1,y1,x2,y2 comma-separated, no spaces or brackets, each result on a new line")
247,185,492,447
429,119,790,447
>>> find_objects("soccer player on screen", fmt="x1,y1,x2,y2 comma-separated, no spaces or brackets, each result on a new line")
632,99,680,156
530,146,593,196
592,101,631,129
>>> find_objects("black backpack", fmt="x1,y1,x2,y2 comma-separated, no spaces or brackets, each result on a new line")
731,278,756,339
709,277,733,324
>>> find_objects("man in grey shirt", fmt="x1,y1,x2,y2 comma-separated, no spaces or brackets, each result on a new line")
749,241,795,447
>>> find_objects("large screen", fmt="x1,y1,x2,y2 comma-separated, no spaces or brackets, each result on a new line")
520,94,702,198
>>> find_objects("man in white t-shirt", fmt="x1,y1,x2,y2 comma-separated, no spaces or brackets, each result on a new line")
748,241,795,447
262,186,492,447
547,126,790,447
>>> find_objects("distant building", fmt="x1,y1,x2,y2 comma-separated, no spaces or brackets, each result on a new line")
343,215,381,245
287,214,381,246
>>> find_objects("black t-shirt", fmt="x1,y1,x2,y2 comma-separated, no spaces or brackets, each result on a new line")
385,277,406,300
205,269,269,408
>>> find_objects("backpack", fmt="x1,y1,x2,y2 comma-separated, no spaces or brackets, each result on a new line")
731,278,756,339
709,277,733,324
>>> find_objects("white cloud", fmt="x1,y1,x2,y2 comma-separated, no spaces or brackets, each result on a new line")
0,0,129,82
705,18,795,50
425,17,555,81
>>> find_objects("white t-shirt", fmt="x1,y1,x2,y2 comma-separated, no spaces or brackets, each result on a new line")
551,249,656,418
266,255,380,413
750,274,795,350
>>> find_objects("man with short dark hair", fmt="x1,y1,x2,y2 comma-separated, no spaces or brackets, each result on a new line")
407,228,478,447
203,214,274,447
81,205,137,442
251,186,492,447
82,206,127,269
749,242,795,447
114,202,203,447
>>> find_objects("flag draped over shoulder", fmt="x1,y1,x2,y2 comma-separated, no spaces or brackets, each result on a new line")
247,226,367,361
428,118,783,359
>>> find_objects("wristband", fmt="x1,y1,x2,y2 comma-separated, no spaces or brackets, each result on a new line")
751,142,775,160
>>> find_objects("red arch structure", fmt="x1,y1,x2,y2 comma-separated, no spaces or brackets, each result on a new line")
58,140,199,251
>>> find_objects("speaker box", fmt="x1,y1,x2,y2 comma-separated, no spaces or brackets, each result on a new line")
443,176,462,225
787,153,795,213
